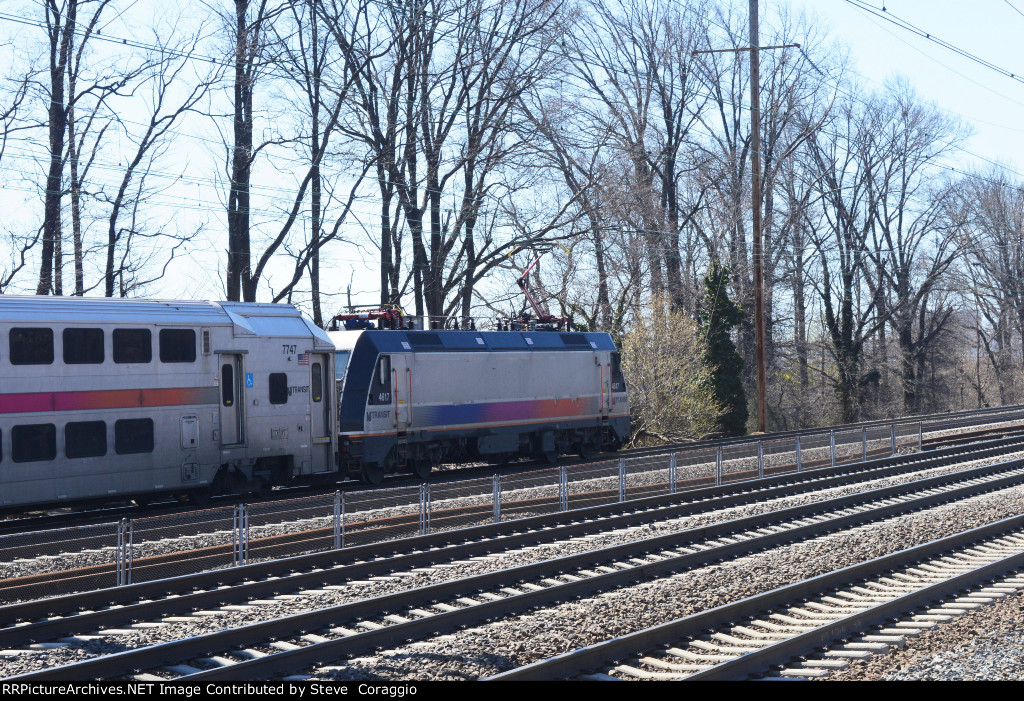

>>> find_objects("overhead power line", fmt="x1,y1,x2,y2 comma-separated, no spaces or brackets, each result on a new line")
845,0,1024,86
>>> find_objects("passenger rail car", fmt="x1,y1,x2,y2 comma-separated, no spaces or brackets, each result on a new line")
329,328,630,484
0,297,335,510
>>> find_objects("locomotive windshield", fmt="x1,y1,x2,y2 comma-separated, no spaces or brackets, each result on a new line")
335,350,351,394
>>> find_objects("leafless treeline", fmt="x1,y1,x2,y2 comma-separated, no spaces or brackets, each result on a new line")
0,0,1022,430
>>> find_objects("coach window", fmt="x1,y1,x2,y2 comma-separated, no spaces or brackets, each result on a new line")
12,424,56,463
115,418,154,455
269,373,288,404
10,328,53,365
113,328,152,364
63,328,104,364
66,421,107,459
311,363,323,403
159,329,196,363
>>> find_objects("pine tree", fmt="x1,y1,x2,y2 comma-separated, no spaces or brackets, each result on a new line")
700,260,748,436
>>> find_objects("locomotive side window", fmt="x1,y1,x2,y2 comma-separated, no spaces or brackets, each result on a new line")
311,363,323,403
115,418,154,454
269,373,288,404
113,329,152,363
63,328,104,364
159,329,196,363
65,421,107,458
10,328,53,365
221,363,234,406
12,424,56,462
368,355,392,406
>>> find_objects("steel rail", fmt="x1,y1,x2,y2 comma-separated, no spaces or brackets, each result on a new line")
3,434,1023,645
4,432,1021,638
488,515,1024,681
3,403,1022,533
11,454,1024,681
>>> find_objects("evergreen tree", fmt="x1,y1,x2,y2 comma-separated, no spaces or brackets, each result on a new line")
699,260,748,436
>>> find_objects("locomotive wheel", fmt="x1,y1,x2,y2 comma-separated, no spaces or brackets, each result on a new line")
541,449,559,465
361,463,385,486
411,458,432,481
577,440,598,461
188,488,212,506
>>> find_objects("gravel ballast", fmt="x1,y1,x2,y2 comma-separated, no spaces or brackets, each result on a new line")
4,446,1024,680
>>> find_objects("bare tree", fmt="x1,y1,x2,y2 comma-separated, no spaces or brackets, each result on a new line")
36,0,115,295
101,30,219,297
860,81,968,412
801,95,887,422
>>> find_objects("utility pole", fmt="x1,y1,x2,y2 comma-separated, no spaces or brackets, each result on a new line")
694,0,796,434
749,0,767,434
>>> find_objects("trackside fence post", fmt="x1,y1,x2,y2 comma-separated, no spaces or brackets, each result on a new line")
116,518,124,586
795,435,803,473
618,458,625,503
116,518,133,586
891,424,897,455
493,475,501,523
715,447,723,486
232,504,248,567
670,453,677,494
419,484,430,535
919,422,923,451
862,428,867,461
829,430,836,467
333,491,341,550
559,467,568,511
757,441,764,479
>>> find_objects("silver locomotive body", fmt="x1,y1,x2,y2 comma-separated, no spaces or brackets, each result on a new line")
0,297,335,509
330,329,630,483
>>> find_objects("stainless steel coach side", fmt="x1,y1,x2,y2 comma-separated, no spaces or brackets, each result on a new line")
0,297,335,509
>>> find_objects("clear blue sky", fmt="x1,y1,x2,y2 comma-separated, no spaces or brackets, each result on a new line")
787,0,1024,175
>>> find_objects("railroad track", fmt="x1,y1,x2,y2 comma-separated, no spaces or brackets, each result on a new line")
5,434,1024,605
491,518,1024,681
6,443,1024,680
5,404,1023,536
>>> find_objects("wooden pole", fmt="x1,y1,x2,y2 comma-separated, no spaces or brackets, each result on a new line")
749,0,767,433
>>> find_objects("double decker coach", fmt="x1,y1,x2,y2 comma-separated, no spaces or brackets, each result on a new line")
0,297,335,510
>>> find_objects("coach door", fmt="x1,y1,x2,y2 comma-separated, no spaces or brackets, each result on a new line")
219,353,245,446
310,354,333,473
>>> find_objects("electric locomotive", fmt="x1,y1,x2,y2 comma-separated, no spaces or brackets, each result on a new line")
329,318,630,484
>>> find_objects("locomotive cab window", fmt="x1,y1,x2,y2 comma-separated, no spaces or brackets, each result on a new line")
368,355,392,406
113,328,152,363
269,373,288,404
334,350,351,394
10,328,53,365
159,329,196,363
65,421,107,459
12,424,56,462
610,352,626,393
63,328,104,364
